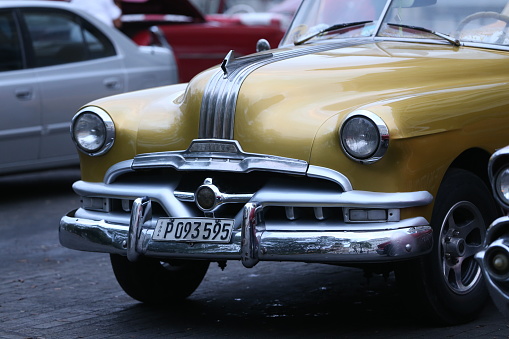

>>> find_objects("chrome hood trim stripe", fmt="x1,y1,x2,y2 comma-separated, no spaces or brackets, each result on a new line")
199,38,373,139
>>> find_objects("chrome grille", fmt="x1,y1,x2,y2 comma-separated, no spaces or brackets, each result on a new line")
89,168,346,226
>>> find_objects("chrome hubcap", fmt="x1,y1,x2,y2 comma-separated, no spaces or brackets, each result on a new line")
439,201,485,294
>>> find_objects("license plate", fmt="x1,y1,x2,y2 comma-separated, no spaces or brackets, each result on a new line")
152,218,234,243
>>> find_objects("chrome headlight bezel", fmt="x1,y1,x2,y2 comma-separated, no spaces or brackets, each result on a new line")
494,166,509,207
489,146,509,210
71,106,115,157
339,110,389,164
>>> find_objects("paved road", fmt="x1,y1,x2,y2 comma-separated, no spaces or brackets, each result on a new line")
0,168,508,338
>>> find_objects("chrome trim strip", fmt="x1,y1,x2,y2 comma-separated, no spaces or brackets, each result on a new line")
174,191,195,202
199,39,373,139
104,159,134,184
373,36,509,52
264,216,427,232
252,189,432,209
0,126,41,139
460,42,509,52
375,36,462,47
307,165,352,191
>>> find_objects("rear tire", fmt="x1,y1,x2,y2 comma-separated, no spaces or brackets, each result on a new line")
396,168,498,324
110,254,210,304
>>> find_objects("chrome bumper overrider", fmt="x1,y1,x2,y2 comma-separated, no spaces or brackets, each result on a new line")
60,198,433,268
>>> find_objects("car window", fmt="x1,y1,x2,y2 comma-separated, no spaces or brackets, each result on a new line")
22,9,116,68
0,10,23,71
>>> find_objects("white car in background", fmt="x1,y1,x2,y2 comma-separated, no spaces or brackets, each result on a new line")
0,1,178,175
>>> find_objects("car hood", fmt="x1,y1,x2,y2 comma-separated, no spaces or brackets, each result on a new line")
174,40,505,162
95,39,508,168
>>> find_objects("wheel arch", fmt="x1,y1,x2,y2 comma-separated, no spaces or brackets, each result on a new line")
444,146,504,222
448,147,492,190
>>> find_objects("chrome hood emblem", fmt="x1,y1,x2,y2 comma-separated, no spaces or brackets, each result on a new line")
220,50,273,78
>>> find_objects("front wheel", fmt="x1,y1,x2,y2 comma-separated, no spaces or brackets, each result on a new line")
110,254,210,304
396,169,499,324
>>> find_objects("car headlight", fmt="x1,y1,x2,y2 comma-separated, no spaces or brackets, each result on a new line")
495,166,509,206
71,106,115,156
339,110,389,164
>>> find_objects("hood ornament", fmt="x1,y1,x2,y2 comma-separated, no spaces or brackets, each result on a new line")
221,50,273,78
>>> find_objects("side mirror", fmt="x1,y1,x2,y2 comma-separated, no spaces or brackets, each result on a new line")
256,39,271,52
149,26,172,50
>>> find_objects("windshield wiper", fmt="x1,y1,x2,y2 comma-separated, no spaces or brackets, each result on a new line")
294,21,373,45
387,23,461,47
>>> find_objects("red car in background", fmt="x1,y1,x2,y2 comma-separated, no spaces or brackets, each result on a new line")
120,0,297,82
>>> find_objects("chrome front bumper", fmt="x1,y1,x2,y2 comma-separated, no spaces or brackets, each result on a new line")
60,197,433,268
60,141,434,268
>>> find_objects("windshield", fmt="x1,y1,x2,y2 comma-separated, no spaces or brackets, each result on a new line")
282,0,386,44
282,0,509,48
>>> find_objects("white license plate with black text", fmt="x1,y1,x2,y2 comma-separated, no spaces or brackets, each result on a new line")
153,218,234,243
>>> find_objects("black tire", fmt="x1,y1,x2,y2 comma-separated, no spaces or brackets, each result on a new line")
396,168,499,325
110,254,210,304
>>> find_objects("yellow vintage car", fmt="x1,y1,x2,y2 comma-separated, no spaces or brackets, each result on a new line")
60,0,509,325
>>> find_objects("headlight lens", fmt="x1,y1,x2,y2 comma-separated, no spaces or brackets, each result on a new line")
340,111,389,163
74,114,105,152
71,107,115,156
341,117,379,159
495,166,509,205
